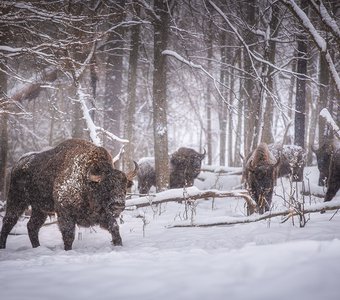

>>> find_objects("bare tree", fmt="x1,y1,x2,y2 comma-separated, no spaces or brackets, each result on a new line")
152,0,172,191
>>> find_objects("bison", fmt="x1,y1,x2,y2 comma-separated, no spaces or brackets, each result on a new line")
312,138,340,201
137,147,206,194
244,143,280,214
268,144,306,181
0,139,137,250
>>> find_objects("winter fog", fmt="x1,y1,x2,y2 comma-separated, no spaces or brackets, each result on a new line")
1,1,340,300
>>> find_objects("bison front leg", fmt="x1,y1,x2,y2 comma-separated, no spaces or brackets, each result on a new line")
100,215,122,246
57,215,76,250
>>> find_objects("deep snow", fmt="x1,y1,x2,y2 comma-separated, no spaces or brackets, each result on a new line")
1,166,340,300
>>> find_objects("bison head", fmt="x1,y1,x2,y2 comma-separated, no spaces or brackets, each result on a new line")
88,161,138,217
170,147,206,188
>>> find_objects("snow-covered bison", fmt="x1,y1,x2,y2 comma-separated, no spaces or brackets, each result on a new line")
244,143,280,214
268,144,306,181
137,147,206,194
312,138,340,201
0,139,137,250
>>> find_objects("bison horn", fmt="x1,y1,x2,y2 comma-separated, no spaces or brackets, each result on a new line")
248,160,255,172
126,161,139,180
310,144,318,153
89,174,103,183
273,156,281,168
200,148,206,159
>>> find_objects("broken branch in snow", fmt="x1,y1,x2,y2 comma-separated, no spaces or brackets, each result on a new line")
200,165,243,175
168,200,340,228
125,186,256,215
320,108,340,140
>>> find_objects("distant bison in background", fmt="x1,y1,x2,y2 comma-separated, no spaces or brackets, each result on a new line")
137,147,206,194
312,138,340,201
244,143,280,214
0,139,138,250
268,144,306,181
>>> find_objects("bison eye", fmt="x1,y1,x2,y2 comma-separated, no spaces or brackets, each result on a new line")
88,174,103,183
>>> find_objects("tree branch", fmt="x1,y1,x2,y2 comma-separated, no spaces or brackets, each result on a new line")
126,186,256,214
168,200,340,228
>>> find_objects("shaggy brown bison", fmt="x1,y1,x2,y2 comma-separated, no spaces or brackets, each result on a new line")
312,138,340,201
0,139,137,250
137,147,206,194
268,144,306,181
244,143,280,214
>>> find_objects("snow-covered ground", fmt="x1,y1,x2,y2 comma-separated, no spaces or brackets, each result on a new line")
1,166,340,300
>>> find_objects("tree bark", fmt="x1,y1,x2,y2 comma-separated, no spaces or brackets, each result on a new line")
103,1,126,151
242,0,258,154
0,65,8,199
153,0,170,192
318,52,330,144
294,0,308,149
124,3,141,172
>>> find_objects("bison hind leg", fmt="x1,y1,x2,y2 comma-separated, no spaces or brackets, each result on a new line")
27,208,48,248
0,202,28,249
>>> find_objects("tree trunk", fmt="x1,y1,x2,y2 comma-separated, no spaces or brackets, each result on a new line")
294,1,308,149
218,31,227,166
206,15,213,165
153,0,170,192
103,1,126,151
0,64,8,199
124,4,141,172
261,4,279,144
318,52,330,144
243,0,258,154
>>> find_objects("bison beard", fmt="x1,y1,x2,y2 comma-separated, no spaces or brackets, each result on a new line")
245,143,280,214
0,139,137,250
137,147,205,194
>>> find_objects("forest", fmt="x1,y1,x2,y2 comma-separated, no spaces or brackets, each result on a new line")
0,0,340,198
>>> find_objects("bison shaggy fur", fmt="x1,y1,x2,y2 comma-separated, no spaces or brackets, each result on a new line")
312,138,340,201
137,147,205,194
0,139,137,250
244,143,280,214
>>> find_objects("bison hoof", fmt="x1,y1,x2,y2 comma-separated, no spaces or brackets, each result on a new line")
112,238,123,246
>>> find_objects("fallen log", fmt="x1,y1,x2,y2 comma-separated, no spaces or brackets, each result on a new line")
126,186,256,215
168,200,340,228
200,165,243,175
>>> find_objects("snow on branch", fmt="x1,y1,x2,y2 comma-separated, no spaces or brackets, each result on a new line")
77,87,101,146
310,0,340,44
201,165,243,175
320,108,340,139
76,86,129,146
168,200,340,228
126,186,256,214
280,0,340,93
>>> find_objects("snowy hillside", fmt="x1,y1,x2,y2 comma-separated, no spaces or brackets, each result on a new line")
1,166,340,300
